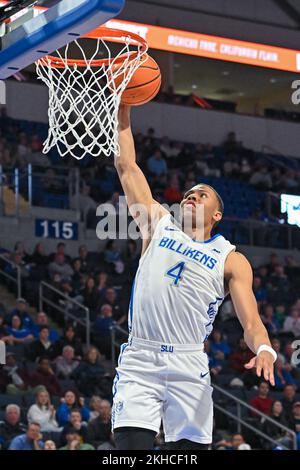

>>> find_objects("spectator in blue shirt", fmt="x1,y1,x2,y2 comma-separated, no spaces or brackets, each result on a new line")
4,315,33,345
56,390,90,426
5,298,34,330
261,304,280,335
93,304,115,358
30,312,59,343
253,276,267,306
274,359,296,391
9,422,44,450
147,149,168,176
211,329,231,357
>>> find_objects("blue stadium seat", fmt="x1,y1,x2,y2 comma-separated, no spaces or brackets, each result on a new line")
0,394,23,410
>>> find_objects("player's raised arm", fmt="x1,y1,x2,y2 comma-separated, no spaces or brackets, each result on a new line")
114,104,168,235
225,251,276,386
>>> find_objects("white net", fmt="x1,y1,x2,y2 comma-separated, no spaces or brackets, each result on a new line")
36,31,148,160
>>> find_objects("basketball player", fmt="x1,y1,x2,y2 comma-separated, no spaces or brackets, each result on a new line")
111,104,277,450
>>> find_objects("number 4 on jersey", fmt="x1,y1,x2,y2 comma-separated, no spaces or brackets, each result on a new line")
166,261,186,286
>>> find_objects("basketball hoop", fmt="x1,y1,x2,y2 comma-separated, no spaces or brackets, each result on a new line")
36,27,148,160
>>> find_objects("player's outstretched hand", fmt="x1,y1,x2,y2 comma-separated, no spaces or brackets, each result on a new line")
244,351,275,386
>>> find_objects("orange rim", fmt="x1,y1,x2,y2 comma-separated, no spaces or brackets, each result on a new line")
37,27,148,69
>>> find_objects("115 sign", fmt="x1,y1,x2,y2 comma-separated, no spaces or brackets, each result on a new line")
35,219,78,240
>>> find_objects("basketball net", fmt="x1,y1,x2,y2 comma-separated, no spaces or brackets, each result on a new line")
36,28,148,160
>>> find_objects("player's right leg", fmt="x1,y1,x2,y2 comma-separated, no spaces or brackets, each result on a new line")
111,341,164,449
114,427,157,450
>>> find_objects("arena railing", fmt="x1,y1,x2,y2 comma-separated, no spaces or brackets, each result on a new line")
110,325,297,450
213,383,297,450
0,253,22,298
0,164,81,215
39,281,90,347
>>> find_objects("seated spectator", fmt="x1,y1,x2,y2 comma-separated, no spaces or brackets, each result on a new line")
261,401,289,448
99,287,126,328
71,347,109,398
30,242,49,266
5,253,30,281
29,358,61,397
229,338,254,373
95,271,109,301
27,389,61,432
9,422,44,450
283,307,300,338
59,428,94,450
147,149,168,177
55,346,79,379
27,326,58,361
163,178,183,204
87,399,113,450
77,245,95,274
273,304,287,327
231,433,251,450
44,440,56,450
57,325,83,359
60,409,89,447
289,402,300,448
274,359,296,391
103,240,125,276
79,277,99,314
249,381,273,417
0,404,26,450
261,304,280,335
0,353,40,396
30,312,59,343
93,304,115,358
3,314,33,345
49,242,71,264
215,433,251,450
271,338,286,364
210,329,230,358
281,384,297,426
269,264,290,303
253,276,267,306
5,298,34,330
88,396,102,421
71,258,84,293
56,390,90,427
48,253,73,281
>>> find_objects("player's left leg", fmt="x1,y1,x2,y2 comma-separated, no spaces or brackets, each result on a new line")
163,350,213,447
165,440,209,450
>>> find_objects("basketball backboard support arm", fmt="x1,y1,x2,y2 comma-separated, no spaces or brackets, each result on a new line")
0,0,125,79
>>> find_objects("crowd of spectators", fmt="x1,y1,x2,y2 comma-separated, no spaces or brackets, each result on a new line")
0,110,299,215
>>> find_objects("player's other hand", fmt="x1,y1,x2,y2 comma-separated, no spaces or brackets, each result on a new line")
244,352,275,386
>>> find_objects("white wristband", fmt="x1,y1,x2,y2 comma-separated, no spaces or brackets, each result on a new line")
256,345,277,362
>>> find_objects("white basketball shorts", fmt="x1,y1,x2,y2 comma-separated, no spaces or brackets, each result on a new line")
111,336,213,444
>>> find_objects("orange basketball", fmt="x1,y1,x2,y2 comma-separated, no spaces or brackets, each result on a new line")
111,54,161,106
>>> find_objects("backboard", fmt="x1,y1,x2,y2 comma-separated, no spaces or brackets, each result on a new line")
0,0,125,79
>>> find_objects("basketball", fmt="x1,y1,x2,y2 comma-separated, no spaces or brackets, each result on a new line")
112,54,162,106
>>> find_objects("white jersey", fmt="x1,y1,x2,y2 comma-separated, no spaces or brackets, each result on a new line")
128,212,236,344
